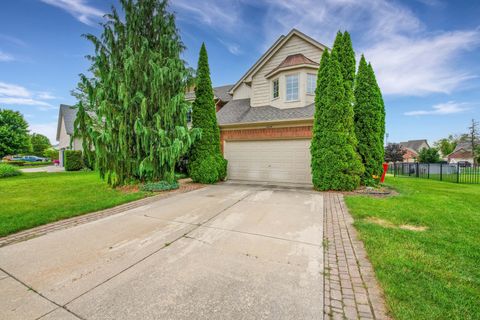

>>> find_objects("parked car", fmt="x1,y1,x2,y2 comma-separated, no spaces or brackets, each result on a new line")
457,161,472,168
22,155,47,162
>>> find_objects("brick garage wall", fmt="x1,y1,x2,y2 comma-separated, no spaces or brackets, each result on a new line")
220,126,312,153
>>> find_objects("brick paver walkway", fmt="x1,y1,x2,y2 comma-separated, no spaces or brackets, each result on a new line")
0,180,204,248
323,193,390,320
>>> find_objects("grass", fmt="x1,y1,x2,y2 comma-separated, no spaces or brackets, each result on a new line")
345,177,480,320
0,171,148,237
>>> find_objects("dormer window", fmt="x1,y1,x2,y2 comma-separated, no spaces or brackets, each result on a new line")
286,74,299,101
272,78,279,99
307,73,316,95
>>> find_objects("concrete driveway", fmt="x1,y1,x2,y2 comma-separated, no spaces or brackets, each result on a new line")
0,184,324,320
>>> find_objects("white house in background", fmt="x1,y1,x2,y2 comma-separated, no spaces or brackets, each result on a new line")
56,104,82,166
215,29,328,185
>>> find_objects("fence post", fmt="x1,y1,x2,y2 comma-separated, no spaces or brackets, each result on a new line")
394,162,396,177
440,163,443,181
428,163,430,179
457,163,460,183
416,163,419,178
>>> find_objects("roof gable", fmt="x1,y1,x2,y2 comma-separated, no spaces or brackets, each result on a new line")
56,104,78,141
399,139,430,153
229,29,328,94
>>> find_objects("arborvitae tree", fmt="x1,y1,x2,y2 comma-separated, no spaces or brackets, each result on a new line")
311,50,330,187
331,31,356,101
354,55,385,184
75,0,197,186
311,50,363,191
188,43,227,183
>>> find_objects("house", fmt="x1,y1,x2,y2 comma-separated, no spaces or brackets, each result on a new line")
215,29,328,184
56,104,83,167
186,85,234,113
447,142,475,164
399,139,430,163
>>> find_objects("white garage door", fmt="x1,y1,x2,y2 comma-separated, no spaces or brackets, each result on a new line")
224,139,312,184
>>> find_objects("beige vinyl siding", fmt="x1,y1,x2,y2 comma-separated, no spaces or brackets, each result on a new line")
251,35,323,108
232,83,251,100
58,117,83,151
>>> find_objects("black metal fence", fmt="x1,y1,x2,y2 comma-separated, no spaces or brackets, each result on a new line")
388,162,480,184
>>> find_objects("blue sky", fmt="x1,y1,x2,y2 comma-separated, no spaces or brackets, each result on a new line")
0,0,479,144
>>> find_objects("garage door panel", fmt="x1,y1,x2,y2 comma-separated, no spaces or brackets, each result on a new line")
224,139,312,184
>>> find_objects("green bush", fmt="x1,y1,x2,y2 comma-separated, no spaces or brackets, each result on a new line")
0,164,22,178
140,180,179,192
189,154,227,184
64,150,84,171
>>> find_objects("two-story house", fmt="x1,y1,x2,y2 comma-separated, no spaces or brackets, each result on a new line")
216,29,327,185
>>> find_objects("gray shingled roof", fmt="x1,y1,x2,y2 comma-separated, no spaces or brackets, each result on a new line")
452,141,480,152
217,99,314,125
56,104,78,141
186,84,234,102
399,140,429,153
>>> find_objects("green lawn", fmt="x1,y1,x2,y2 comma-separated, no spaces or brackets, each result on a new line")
0,171,147,237
345,177,480,320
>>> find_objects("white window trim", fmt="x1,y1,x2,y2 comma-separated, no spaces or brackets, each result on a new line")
272,78,279,100
285,73,299,102
306,73,316,96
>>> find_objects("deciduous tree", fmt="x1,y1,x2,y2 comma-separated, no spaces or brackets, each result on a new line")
0,109,31,157
30,133,51,157
384,143,406,162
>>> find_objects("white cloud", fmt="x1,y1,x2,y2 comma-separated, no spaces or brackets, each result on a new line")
0,82,57,110
36,91,58,100
29,122,58,144
40,0,104,26
0,97,54,109
173,0,480,97
0,51,14,62
0,82,30,97
363,31,480,95
217,39,242,55
170,0,242,32
404,101,469,116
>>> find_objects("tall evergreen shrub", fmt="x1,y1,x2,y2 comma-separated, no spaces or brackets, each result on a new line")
354,56,385,184
188,43,227,183
310,47,363,191
75,0,197,186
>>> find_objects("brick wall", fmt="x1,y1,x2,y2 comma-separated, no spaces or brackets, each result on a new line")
220,126,312,153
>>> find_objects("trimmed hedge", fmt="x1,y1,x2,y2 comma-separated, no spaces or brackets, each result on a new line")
64,150,84,171
0,164,21,178
141,180,179,192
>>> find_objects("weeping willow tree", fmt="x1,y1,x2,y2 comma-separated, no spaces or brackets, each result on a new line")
75,0,197,186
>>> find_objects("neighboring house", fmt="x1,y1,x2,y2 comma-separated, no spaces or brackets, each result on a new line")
186,84,234,116
399,139,430,163
56,104,82,167
447,142,475,164
215,29,328,184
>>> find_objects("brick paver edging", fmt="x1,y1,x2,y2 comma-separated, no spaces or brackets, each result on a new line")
323,193,390,320
0,180,204,248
